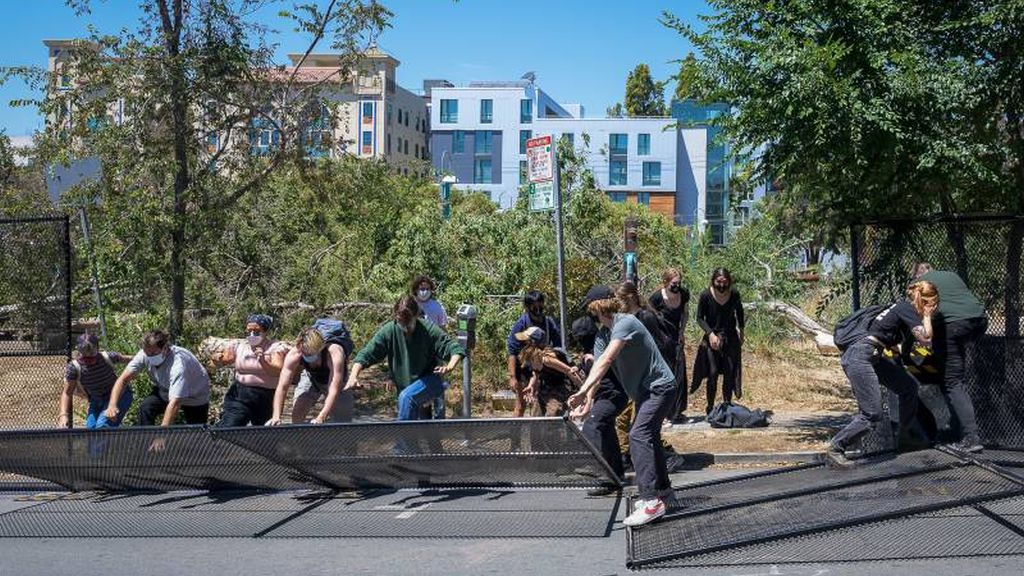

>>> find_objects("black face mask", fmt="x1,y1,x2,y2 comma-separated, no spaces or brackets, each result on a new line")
714,284,730,293
669,284,682,294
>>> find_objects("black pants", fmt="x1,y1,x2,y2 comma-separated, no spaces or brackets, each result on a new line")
630,386,675,500
216,381,275,427
137,389,209,426
932,317,987,439
581,378,629,480
668,343,689,420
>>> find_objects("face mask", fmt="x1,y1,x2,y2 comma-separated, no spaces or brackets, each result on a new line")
714,284,730,293
79,355,98,365
669,284,682,294
146,352,166,367
247,332,264,346
302,353,319,364
528,307,544,320
416,289,432,302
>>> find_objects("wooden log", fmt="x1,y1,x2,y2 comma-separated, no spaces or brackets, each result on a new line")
745,301,839,356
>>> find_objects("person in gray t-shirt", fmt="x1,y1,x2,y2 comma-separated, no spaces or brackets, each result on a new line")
106,329,210,427
569,298,676,528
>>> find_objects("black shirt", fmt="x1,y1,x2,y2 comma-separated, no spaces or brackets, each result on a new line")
648,288,689,344
868,300,923,347
696,289,745,336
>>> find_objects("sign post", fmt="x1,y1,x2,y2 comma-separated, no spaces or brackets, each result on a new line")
526,135,567,344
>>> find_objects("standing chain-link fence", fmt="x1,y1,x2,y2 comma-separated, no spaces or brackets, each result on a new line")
852,215,1024,449
0,215,72,430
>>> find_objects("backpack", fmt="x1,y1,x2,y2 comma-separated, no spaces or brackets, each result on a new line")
312,318,355,357
832,304,885,352
707,402,771,428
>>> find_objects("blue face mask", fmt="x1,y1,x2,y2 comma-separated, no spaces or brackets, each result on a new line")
302,353,319,364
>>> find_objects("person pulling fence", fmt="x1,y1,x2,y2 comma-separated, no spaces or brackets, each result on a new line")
58,333,132,429
266,319,354,425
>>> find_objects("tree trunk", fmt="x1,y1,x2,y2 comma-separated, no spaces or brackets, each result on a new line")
744,301,839,355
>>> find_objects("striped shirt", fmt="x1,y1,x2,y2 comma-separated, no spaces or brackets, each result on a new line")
65,352,127,400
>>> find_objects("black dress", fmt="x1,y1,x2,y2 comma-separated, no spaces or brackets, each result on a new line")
691,289,745,412
649,288,690,419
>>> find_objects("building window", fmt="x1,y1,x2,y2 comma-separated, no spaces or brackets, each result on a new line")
415,143,419,158
387,103,393,125
386,134,391,154
303,103,332,158
249,116,280,156
440,99,458,123
474,158,492,183
453,130,465,153
610,133,628,155
405,112,409,127
404,139,409,154
519,130,532,154
608,192,627,203
710,224,725,246
609,160,627,186
642,162,661,186
638,133,650,155
561,133,574,148
519,160,528,185
480,99,493,123
475,130,492,154
362,131,373,155
638,192,651,206
362,102,374,125
520,99,532,123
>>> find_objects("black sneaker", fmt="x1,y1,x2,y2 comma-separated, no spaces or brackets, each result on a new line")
586,484,621,497
824,445,854,468
949,435,984,454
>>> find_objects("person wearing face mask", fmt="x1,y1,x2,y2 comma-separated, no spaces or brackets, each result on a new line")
266,321,354,426
213,314,287,427
105,330,210,426
648,267,691,423
506,290,564,417
345,295,465,421
411,274,448,419
58,333,131,429
827,281,938,467
691,268,745,415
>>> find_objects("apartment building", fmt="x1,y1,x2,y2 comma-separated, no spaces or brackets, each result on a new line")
43,41,427,171
428,80,710,226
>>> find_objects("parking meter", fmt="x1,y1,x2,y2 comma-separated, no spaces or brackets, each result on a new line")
455,304,477,417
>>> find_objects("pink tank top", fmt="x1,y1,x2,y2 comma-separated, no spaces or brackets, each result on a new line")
234,340,283,389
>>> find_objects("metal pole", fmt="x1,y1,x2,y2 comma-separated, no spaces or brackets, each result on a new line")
78,207,107,339
62,215,73,428
461,355,472,418
850,224,861,311
553,154,568,345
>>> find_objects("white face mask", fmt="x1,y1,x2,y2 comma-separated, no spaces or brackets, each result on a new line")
416,289,431,302
247,332,264,346
146,351,166,367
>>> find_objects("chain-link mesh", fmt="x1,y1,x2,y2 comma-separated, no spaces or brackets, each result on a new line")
0,216,71,430
852,216,1024,448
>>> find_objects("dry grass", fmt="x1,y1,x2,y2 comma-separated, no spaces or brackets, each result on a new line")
0,355,65,428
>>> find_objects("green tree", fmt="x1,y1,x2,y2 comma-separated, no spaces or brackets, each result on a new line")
624,63,666,117
672,52,699,102
8,0,391,339
605,102,624,118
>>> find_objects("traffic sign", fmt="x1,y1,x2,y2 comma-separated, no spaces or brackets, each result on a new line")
529,181,554,212
526,135,553,183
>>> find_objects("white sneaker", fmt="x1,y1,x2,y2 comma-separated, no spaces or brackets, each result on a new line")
623,498,665,527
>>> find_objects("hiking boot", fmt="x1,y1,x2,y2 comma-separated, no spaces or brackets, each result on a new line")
949,435,984,454
824,445,854,468
623,498,665,527
586,484,621,497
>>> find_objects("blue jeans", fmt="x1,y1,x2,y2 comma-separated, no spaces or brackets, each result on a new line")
397,374,446,421
85,389,133,429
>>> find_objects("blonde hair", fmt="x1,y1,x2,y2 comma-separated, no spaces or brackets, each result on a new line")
296,327,325,355
518,345,555,369
907,280,939,316
587,298,621,318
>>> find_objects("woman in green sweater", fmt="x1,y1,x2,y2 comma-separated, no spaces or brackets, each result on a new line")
345,295,465,420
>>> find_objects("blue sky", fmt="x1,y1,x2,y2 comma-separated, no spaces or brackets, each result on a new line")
0,0,709,136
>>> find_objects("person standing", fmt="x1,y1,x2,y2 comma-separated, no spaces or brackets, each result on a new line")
827,281,938,467
569,297,677,527
345,295,465,420
648,267,690,423
58,333,131,429
412,274,448,419
691,268,745,414
105,330,210,426
913,263,988,452
214,314,287,427
506,290,563,417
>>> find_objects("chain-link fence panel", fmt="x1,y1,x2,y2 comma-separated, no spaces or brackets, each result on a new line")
0,216,71,430
852,215,1024,448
